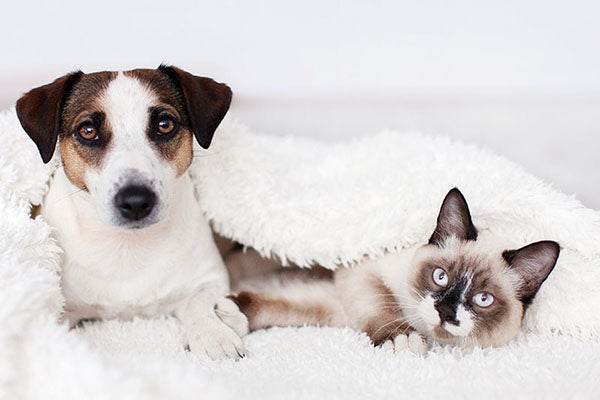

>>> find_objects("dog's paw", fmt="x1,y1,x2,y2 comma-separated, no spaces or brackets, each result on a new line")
214,297,249,337
187,321,246,360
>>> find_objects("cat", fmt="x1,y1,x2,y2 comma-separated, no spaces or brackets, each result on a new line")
225,188,560,354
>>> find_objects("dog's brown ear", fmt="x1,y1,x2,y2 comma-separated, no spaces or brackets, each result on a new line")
16,71,82,163
158,65,232,149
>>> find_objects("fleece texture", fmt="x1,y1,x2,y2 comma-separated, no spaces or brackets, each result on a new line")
0,107,599,399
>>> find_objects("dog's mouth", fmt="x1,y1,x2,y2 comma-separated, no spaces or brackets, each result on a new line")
117,218,160,230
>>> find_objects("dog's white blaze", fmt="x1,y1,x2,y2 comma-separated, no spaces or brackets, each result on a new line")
103,72,156,150
84,72,176,225
444,305,474,337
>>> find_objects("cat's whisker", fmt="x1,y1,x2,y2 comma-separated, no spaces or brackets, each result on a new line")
365,293,400,299
400,313,423,327
391,295,420,303
365,292,418,303
371,318,413,340
349,306,401,321
373,305,403,312
409,287,425,301
366,299,398,304
388,321,418,339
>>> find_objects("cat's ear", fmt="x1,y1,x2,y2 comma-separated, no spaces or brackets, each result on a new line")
502,240,560,305
429,188,478,246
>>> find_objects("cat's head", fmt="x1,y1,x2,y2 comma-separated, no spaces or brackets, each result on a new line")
407,188,560,347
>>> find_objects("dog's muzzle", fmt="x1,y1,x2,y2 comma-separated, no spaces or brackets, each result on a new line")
114,185,157,222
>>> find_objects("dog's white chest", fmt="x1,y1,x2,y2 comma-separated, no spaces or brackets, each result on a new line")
42,170,227,324
60,233,201,320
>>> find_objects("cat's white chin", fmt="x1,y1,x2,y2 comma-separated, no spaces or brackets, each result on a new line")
430,325,464,341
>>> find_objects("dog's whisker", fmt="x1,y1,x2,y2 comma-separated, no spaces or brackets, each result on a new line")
57,188,85,202
192,152,221,158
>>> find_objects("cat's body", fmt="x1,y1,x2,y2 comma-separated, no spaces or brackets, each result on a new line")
229,189,560,353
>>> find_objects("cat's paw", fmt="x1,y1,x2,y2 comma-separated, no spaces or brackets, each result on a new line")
380,338,395,352
379,332,428,356
393,333,410,351
407,331,428,355
187,321,246,360
215,297,249,337
379,334,408,353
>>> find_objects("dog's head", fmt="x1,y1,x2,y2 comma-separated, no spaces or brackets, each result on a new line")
16,66,231,228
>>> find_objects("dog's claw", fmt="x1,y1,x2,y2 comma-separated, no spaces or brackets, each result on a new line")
188,322,246,360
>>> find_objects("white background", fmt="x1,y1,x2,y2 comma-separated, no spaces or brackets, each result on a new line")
1,0,599,208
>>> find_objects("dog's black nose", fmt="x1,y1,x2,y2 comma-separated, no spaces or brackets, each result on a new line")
114,185,157,221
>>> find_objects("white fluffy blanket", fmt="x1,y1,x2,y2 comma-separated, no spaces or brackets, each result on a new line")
1,107,599,399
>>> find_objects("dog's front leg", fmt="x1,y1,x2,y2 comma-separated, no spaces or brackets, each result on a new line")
175,285,247,360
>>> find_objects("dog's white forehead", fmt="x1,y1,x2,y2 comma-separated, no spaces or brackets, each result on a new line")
95,72,171,174
83,72,175,227
101,72,156,150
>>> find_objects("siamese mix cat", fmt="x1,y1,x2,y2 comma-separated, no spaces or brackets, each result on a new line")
227,188,560,354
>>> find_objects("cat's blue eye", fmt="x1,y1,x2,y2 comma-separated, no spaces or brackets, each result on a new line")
432,268,448,287
472,292,494,307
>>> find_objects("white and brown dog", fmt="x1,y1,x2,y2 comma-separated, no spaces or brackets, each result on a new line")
16,66,248,360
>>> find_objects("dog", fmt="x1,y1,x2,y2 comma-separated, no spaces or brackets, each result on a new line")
16,65,248,360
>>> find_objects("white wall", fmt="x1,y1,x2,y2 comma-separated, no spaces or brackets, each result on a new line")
2,0,599,207
4,0,600,95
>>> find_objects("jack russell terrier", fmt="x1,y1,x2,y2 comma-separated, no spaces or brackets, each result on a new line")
16,66,248,360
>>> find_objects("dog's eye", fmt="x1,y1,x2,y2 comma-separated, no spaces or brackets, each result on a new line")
76,124,99,142
157,117,176,135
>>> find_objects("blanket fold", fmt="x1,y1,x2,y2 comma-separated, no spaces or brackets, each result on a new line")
1,107,599,399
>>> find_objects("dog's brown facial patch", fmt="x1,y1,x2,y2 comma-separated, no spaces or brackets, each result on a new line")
125,69,193,176
58,69,195,190
59,72,117,190
147,105,194,176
